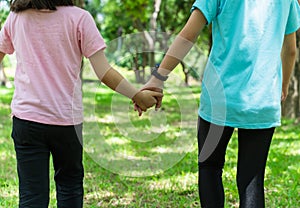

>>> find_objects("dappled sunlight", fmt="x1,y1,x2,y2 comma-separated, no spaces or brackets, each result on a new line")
0,103,10,111
85,191,136,207
0,187,18,200
273,133,300,140
0,150,14,163
81,79,199,177
150,146,179,154
148,173,197,192
97,114,115,124
106,137,130,145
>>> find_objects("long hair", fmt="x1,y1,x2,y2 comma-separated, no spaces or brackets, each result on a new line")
10,0,74,12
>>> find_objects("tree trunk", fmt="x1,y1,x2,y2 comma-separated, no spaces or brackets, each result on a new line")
142,0,162,70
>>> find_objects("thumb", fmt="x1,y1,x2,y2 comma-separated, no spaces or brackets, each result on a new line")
150,91,164,98
142,87,163,93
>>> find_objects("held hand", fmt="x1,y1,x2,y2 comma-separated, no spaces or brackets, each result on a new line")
142,77,164,110
134,87,164,116
141,87,163,110
133,75,165,116
281,88,289,102
132,90,163,116
281,83,289,102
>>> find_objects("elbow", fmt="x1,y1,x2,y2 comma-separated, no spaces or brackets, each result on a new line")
289,49,297,63
289,47,297,58
282,46,297,60
178,31,198,43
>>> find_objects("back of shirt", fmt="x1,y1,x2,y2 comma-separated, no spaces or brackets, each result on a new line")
0,6,106,125
192,0,300,128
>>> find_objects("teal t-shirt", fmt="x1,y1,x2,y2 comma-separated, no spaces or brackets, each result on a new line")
192,0,300,128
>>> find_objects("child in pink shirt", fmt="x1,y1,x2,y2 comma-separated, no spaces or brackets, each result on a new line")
0,0,162,207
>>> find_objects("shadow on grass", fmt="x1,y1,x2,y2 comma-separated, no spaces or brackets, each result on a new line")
83,151,199,207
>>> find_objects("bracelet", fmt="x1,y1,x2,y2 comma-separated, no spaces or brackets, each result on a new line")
151,65,168,81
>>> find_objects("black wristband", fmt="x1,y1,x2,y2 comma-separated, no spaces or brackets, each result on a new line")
151,67,168,81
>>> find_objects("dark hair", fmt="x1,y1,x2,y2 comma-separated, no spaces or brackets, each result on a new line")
10,0,74,12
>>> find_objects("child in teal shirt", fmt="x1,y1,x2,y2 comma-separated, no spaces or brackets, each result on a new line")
143,0,300,207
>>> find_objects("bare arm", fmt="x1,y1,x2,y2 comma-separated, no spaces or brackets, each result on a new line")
141,9,207,111
145,9,207,89
88,50,163,112
281,32,297,101
0,52,5,63
89,50,138,98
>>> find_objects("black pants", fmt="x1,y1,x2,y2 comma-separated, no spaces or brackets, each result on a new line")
11,117,84,208
197,117,274,208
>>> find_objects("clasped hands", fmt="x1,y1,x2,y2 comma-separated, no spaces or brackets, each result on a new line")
132,80,164,116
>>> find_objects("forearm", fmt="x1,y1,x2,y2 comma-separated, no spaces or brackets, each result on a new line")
89,50,138,99
153,9,207,82
281,52,296,89
156,36,195,77
0,52,5,63
101,68,139,99
281,33,297,89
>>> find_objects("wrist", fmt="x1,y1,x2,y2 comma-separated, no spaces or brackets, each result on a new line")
151,65,168,81
147,77,164,89
115,79,139,99
282,82,290,90
132,91,141,101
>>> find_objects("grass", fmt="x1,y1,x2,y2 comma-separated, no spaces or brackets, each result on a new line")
0,65,299,207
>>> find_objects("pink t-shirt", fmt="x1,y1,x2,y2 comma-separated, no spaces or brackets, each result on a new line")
0,6,106,125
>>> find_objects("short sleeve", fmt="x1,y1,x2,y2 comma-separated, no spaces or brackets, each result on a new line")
0,13,15,54
78,11,106,58
285,0,300,34
191,0,219,24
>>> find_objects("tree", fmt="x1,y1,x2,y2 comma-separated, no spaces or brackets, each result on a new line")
98,0,209,84
74,0,84,8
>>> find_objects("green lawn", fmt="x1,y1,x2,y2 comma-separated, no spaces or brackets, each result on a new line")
0,67,299,207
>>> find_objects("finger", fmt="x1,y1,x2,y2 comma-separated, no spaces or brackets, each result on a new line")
138,104,147,112
142,90,163,101
151,91,164,98
134,103,138,111
281,95,287,102
138,107,143,116
134,104,143,116
281,91,287,102
148,97,159,108
155,97,162,110
142,87,163,93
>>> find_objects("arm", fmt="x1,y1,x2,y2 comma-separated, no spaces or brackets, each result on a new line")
143,9,207,108
281,32,297,102
88,50,163,113
0,52,5,63
157,9,207,76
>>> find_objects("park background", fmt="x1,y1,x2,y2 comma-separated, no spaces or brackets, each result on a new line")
0,0,299,207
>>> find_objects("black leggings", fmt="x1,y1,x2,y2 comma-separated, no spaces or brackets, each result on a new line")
197,117,274,208
11,117,84,208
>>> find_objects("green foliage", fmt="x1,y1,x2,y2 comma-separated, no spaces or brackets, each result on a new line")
158,0,193,33
0,0,9,27
94,0,209,81
99,0,153,40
